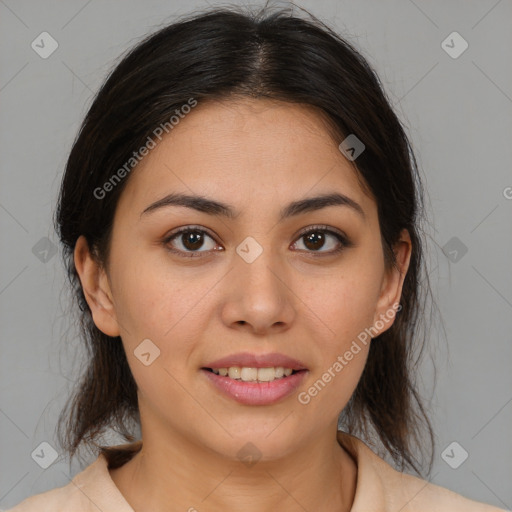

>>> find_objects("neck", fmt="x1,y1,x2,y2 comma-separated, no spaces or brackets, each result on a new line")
109,427,357,512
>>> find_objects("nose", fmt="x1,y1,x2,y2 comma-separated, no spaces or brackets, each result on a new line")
220,244,296,336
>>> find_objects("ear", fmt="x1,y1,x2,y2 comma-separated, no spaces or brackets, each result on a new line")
371,228,412,337
74,235,121,337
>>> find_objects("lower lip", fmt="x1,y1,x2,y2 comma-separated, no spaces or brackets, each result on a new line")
201,369,308,405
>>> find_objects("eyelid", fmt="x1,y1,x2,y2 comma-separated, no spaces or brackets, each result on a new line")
162,225,220,256
294,224,348,241
162,224,352,256
291,224,353,254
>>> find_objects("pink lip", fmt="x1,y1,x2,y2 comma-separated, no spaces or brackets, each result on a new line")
202,352,308,370
201,368,308,405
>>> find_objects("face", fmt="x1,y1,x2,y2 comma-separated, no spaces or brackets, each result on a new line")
75,98,411,461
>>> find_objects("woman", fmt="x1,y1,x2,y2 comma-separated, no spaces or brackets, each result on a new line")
7,5,505,511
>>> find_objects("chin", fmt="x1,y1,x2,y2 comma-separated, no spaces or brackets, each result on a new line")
201,426,302,463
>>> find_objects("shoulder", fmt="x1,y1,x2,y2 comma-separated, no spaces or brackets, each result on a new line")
4,466,98,512
385,465,505,511
5,485,88,512
4,445,137,512
336,431,506,512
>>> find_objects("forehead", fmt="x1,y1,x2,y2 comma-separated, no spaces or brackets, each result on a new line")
116,98,375,220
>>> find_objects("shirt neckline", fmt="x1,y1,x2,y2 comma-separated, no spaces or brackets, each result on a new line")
75,431,387,512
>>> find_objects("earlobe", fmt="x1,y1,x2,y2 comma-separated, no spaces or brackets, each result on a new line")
74,235,121,337
372,229,412,335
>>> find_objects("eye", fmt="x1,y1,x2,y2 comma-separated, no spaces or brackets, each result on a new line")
163,224,352,258
163,226,221,257
291,225,351,255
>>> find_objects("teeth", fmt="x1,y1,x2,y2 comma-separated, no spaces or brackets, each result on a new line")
210,366,296,382
228,367,241,379
241,367,258,381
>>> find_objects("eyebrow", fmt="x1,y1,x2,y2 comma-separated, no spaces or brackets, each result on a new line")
140,191,365,221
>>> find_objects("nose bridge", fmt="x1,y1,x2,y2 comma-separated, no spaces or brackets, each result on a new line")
234,234,282,293
222,233,295,332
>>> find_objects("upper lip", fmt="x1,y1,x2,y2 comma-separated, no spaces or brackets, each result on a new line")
203,352,308,370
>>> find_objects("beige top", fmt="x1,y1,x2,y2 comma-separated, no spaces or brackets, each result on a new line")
6,431,506,511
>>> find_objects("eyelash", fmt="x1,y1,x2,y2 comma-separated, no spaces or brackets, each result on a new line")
162,224,352,258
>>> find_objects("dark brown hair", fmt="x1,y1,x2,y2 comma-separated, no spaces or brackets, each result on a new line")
54,3,439,475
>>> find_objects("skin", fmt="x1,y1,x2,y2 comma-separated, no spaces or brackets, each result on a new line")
74,97,411,512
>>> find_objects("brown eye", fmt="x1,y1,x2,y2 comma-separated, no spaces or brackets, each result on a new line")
292,226,351,255
163,224,351,258
180,230,206,251
303,231,327,251
164,227,219,257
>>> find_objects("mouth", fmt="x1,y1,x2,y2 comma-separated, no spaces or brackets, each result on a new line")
200,366,308,405
202,366,304,382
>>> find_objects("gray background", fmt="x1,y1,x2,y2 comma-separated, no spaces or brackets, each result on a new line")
1,0,511,509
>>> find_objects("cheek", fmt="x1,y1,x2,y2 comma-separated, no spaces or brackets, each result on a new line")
111,255,224,392
307,264,383,351
297,261,381,411
111,247,207,339
112,262,209,413
299,339,370,419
